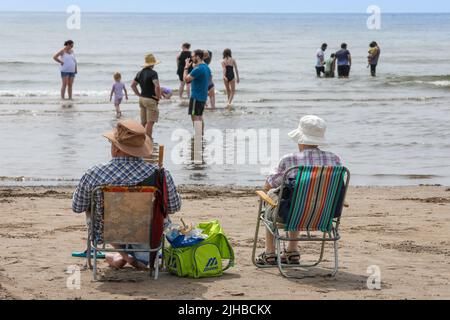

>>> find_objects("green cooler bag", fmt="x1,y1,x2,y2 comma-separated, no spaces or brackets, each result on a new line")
164,220,235,278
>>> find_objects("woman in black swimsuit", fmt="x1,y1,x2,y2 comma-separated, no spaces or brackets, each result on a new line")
176,42,193,99
221,48,240,108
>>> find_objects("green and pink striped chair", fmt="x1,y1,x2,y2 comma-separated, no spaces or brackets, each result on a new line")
252,166,350,278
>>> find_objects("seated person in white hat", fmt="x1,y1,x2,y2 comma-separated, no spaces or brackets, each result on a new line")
72,119,181,270
257,115,343,266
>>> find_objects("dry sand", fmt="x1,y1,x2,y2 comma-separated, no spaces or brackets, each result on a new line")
0,185,449,300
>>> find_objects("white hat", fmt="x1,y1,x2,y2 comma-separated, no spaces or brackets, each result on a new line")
288,115,328,146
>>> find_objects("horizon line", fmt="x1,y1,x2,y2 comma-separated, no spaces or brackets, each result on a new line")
1,10,449,14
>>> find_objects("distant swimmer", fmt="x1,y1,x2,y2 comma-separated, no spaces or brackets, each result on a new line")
110,72,128,119
368,41,381,77
203,50,216,109
53,40,77,100
316,43,327,77
176,43,193,99
335,43,352,79
221,48,240,108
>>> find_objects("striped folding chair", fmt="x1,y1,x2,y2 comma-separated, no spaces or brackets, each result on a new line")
252,166,350,278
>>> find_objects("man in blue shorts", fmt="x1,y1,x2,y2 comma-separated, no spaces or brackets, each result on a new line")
183,49,211,134
335,43,352,78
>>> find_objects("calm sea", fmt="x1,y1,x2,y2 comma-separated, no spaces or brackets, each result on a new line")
0,12,449,186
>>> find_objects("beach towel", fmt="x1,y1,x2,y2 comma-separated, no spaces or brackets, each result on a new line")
137,168,169,266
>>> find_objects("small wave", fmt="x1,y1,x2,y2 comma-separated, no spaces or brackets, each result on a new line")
427,80,450,87
0,89,111,98
0,176,79,182
0,61,30,66
386,75,450,88
372,174,442,180
248,96,443,103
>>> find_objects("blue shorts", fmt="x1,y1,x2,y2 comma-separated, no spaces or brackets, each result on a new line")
116,244,149,266
61,72,76,78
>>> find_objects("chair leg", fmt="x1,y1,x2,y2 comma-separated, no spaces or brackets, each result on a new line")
161,237,165,271
86,233,92,269
251,201,263,268
331,240,339,277
93,245,98,281
154,251,159,280
276,235,290,278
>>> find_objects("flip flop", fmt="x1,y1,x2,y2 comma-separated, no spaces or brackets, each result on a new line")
72,249,106,259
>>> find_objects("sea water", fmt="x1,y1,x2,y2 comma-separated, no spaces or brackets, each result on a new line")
0,13,449,186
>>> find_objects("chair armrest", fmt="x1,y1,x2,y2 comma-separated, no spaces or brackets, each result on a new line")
256,190,277,208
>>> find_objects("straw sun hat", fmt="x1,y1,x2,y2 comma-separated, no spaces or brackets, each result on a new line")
103,120,153,158
142,53,160,68
288,115,328,146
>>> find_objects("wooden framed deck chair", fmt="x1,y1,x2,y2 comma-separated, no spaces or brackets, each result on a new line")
86,145,167,281
252,166,350,278
86,186,165,281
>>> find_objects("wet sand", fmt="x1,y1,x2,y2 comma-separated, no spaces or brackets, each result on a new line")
0,186,449,300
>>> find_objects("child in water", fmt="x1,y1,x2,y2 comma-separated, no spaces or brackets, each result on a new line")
161,87,173,100
324,53,336,78
110,72,128,119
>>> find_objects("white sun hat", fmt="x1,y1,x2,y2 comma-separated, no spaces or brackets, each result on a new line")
288,115,328,146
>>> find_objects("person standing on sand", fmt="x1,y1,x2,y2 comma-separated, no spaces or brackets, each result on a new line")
131,54,161,141
257,115,343,266
176,43,193,99
221,49,240,108
203,50,216,109
315,43,327,77
53,40,77,100
184,49,211,134
368,41,381,77
72,119,181,270
335,43,352,79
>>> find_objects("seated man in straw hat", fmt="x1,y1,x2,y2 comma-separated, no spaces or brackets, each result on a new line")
131,53,161,140
72,119,181,270
257,115,343,266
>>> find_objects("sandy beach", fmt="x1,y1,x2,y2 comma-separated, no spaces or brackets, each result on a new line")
0,185,449,300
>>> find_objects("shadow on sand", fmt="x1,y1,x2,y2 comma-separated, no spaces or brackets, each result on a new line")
95,267,241,299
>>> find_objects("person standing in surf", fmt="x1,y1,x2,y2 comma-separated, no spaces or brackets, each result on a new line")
110,72,128,119
53,40,77,100
335,43,352,79
221,48,240,109
368,41,381,77
203,50,216,109
131,54,161,140
184,49,211,135
324,53,336,78
315,43,327,77
176,43,193,99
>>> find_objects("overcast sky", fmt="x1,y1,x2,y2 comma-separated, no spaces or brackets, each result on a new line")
1,0,449,13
